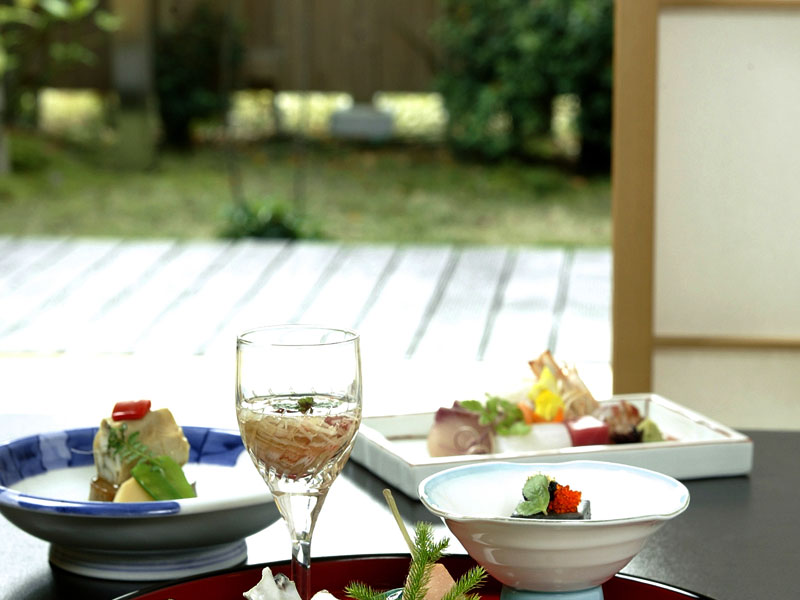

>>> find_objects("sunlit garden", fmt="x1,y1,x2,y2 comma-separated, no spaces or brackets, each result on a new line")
0,0,612,247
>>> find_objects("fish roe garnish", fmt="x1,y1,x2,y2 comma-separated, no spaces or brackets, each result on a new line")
548,484,582,514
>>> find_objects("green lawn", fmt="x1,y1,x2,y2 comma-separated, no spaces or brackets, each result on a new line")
0,130,610,246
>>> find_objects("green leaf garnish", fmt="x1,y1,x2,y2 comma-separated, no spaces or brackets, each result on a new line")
458,400,484,413
107,424,151,463
515,474,550,516
461,394,531,436
297,396,315,414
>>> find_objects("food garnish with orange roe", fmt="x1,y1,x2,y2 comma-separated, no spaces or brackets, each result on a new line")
548,483,582,514
513,473,589,520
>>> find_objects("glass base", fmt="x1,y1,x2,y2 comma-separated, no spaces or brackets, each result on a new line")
500,584,604,600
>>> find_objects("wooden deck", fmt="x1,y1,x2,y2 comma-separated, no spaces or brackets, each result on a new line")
0,236,612,420
0,236,610,359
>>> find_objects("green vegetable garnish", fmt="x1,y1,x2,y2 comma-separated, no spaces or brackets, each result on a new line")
297,396,315,414
461,394,531,436
345,522,487,600
107,423,196,500
636,418,664,443
132,455,196,500
514,474,551,516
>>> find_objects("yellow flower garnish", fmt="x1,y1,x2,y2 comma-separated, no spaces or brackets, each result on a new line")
533,389,564,421
529,365,558,397
528,366,565,422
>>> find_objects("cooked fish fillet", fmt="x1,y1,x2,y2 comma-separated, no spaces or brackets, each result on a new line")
92,408,190,485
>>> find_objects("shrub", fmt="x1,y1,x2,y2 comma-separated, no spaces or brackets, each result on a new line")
9,130,53,172
432,0,612,171
220,199,322,240
154,3,242,148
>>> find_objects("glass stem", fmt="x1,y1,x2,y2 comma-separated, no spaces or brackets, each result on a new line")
292,539,312,600
274,491,327,600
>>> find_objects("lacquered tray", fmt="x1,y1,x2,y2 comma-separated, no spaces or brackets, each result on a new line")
351,394,752,497
116,555,715,600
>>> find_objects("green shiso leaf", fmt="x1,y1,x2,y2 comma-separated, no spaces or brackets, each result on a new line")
513,499,545,517
515,474,550,515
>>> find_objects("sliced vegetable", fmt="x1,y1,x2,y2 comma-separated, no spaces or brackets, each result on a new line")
516,399,536,425
132,455,196,500
112,400,152,421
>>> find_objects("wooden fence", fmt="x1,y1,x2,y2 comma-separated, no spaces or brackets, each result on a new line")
44,0,441,101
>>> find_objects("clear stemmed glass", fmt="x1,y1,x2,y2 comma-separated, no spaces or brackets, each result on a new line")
235,325,362,600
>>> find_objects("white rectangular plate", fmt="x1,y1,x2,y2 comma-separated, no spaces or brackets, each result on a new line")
351,394,753,497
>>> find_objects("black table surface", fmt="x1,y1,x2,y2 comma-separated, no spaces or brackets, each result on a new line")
2,425,798,600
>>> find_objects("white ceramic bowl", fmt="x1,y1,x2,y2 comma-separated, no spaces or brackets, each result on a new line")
0,426,279,581
419,460,689,593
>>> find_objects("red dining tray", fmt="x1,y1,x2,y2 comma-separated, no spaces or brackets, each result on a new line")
116,555,714,600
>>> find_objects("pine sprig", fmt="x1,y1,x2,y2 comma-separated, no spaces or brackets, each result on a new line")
345,522,486,600
440,567,488,600
344,581,384,600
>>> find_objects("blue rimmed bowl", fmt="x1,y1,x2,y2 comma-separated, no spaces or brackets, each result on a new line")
419,461,690,597
0,426,279,581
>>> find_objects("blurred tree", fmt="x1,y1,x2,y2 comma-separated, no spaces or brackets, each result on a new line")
545,0,612,172
0,0,119,174
154,2,243,149
432,0,612,172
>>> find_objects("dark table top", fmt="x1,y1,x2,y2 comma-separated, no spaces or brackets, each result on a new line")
2,425,798,600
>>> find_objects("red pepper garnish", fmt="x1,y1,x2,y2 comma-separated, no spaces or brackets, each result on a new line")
111,400,152,421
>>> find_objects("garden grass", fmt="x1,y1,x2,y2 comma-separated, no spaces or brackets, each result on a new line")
0,131,610,246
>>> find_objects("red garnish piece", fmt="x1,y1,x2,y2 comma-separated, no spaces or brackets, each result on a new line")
111,400,152,421
548,483,582,514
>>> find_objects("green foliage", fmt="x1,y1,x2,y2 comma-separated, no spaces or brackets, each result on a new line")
0,0,118,127
154,3,243,148
9,130,53,171
107,424,152,464
461,394,530,436
220,198,320,240
0,134,610,245
432,0,612,171
345,522,487,600
515,474,551,516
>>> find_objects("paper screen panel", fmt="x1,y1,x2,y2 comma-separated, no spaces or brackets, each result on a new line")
654,7,800,339
653,347,800,430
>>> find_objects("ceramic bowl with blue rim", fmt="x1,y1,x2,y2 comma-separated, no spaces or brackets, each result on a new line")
419,460,690,599
0,426,279,581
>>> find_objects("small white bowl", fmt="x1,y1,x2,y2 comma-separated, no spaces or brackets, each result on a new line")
0,426,279,581
419,460,689,593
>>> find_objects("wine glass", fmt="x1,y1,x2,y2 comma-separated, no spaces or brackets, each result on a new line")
235,324,362,600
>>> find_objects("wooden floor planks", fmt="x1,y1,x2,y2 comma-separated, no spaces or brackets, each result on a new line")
0,237,611,367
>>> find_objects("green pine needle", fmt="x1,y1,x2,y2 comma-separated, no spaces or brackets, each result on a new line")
440,567,488,600
345,522,487,600
344,581,384,600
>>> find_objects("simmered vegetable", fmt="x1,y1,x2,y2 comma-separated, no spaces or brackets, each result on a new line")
131,455,195,500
